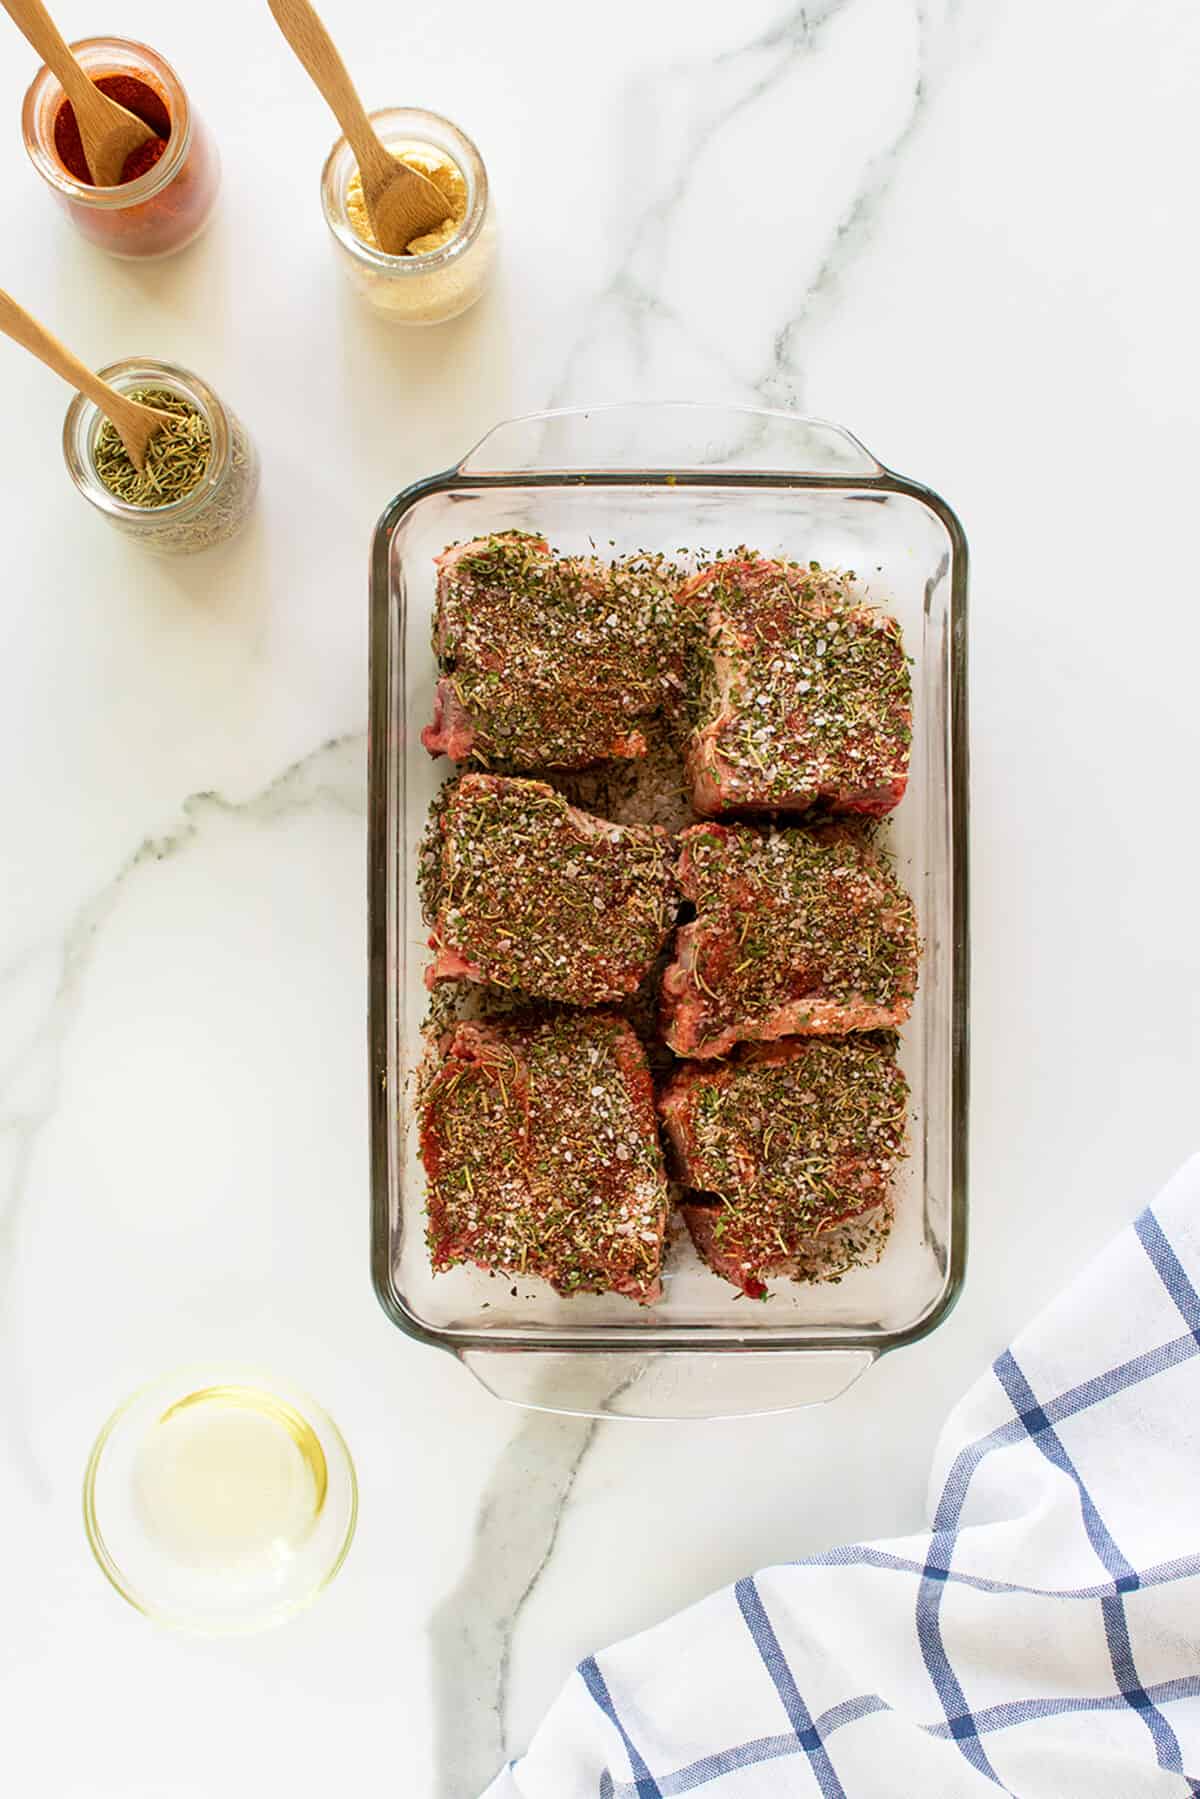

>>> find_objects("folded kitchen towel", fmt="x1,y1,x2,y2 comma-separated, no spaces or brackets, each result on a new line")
481,1155,1200,1798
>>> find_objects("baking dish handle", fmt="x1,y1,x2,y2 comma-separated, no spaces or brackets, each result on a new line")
457,404,883,480
458,1348,877,1421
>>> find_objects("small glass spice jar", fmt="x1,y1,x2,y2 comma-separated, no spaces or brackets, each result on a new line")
321,107,496,325
62,359,258,555
22,38,219,259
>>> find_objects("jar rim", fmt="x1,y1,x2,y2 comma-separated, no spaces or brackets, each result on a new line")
62,359,231,523
321,106,488,275
22,37,193,208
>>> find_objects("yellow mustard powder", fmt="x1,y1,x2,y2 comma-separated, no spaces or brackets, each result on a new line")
346,152,468,255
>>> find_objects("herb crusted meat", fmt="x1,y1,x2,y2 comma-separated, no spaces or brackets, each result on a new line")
421,773,677,1005
414,531,921,1305
680,555,912,817
660,1037,909,1299
662,821,917,1058
421,533,679,770
420,1011,669,1303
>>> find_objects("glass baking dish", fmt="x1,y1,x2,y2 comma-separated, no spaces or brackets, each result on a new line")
368,405,968,1419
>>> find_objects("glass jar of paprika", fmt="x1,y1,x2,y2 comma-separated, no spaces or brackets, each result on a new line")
22,38,219,260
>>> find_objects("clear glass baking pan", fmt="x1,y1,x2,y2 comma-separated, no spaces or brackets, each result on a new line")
369,405,968,1419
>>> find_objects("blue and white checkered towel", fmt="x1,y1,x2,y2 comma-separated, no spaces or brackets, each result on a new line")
482,1155,1200,1798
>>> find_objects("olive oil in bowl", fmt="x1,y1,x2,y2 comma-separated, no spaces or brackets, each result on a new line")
134,1386,327,1564
84,1371,356,1632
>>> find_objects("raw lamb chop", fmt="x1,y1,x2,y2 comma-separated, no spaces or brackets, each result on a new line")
420,1011,669,1303
421,533,679,770
660,1036,908,1299
679,555,911,817
421,773,677,1005
661,821,918,1059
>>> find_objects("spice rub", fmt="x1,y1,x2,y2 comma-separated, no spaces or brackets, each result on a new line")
660,1036,908,1298
422,534,680,770
662,821,918,1059
680,555,911,817
420,1011,669,1303
421,773,677,1005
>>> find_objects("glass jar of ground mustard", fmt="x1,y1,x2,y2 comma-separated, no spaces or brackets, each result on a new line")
321,108,495,325
22,38,219,259
62,359,258,555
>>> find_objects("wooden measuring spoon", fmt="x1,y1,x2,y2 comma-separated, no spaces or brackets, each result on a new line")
2,0,158,187
0,290,176,472
267,0,451,253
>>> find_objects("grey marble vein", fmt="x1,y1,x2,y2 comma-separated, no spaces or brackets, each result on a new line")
0,733,364,1495
547,0,861,412
755,0,969,413
429,1407,599,1799
548,0,980,436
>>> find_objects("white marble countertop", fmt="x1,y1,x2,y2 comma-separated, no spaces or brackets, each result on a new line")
4,1,1199,1793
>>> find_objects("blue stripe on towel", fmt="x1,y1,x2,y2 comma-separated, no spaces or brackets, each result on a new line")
735,1575,848,1798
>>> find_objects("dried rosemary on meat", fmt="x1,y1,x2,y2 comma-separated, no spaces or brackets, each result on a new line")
676,1037,909,1291
93,387,211,508
421,1011,668,1300
683,823,918,1032
685,555,912,808
689,1040,908,1224
423,774,676,1005
433,535,683,768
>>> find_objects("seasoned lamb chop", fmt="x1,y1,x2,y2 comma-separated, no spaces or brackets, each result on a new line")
419,1011,669,1303
661,821,917,1059
421,773,677,1005
421,533,679,770
660,1036,908,1299
679,555,911,817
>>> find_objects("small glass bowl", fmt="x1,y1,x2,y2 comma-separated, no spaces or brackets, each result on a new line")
321,106,496,324
83,1370,357,1634
22,37,219,259
62,358,258,555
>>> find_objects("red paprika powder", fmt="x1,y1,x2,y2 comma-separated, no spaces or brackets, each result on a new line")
53,73,171,185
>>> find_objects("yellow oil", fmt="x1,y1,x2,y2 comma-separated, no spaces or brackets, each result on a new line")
133,1386,327,1566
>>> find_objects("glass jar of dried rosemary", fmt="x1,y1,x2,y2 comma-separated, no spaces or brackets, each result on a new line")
61,359,258,554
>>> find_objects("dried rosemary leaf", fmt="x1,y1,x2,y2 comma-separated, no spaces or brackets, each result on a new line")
93,386,211,509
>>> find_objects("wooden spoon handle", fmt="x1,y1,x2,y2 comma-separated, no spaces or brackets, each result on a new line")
1,0,98,113
0,287,139,426
266,0,391,184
